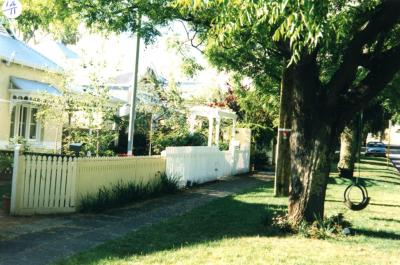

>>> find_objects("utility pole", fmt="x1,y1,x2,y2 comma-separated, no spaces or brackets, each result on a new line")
127,13,142,155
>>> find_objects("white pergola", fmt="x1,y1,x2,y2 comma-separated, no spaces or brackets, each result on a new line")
188,106,237,146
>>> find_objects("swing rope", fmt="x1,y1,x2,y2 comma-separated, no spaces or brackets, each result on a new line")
343,111,370,211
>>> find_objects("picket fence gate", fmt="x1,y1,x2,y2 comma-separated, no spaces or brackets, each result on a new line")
11,152,76,215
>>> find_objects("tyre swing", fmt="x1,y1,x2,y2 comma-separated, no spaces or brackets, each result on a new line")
343,112,370,211
343,182,370,211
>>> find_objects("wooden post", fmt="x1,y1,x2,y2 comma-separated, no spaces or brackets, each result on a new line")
208,117,214,146
10,144,22,215
215,117,221,147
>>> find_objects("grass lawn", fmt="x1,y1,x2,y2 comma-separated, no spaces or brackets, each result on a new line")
57,157,400,265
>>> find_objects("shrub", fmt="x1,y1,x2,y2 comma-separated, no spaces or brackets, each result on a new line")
78,173,179,213
219,142,229,151
251,148,270,167
152,130,207,154
297,213,352,239
0,152,13,179
268,213,352,239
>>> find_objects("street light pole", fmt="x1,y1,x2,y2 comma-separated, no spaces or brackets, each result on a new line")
127,13,142,155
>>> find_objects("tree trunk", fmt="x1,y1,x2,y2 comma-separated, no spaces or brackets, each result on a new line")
288,125,333,224
287,57,336,225
337,121,357,178
274,65,293,197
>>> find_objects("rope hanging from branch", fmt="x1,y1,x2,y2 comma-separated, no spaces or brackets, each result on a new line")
343,111,370,211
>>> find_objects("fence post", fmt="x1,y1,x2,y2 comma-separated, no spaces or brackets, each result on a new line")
10,144,22,215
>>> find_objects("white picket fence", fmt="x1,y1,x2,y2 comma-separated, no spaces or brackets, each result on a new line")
10,147,166,216
11,153,76,215
75,156,166,198
165,146,250,187
10,141,250,215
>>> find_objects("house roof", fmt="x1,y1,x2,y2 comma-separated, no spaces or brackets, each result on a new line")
55,42,79,60
32,40,80,67
190,106,237,120
10,76,61,95
72,85,125,104
0,30,63,73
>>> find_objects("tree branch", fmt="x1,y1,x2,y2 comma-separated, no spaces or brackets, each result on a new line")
326,0,400,107
341,44,400,116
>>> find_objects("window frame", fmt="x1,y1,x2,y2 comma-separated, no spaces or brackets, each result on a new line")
10,104,41,142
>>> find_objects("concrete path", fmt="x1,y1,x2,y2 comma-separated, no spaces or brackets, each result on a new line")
0,173,271,265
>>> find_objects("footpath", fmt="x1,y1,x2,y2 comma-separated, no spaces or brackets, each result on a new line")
0,172,272,265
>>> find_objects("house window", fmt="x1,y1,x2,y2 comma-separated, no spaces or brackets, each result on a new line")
9,105,41,140
29,108,38,139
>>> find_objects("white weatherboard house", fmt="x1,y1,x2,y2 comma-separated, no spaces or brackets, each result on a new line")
0,26,64,152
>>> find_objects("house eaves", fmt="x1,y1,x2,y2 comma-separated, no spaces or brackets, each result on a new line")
0,33,63,74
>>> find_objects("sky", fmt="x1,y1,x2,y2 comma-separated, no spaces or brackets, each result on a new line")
33,22,230,98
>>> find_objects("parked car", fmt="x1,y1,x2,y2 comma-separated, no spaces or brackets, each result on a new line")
365,141,386,157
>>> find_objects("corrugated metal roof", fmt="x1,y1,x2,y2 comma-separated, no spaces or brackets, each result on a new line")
56,42,79,59
0,32,63,73
10,76,61,95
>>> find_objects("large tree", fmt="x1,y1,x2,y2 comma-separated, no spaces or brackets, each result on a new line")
170,0,400,224
338,75,400,177
26,0,400,224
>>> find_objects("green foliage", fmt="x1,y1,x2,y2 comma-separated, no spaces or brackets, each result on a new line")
134,68,197,154
218,142,229,151
8,137,31,152
224,77,278,155
78,173,179,213
0,152,13,179
36,60,121,156
0,0,80,43
297,213,352,239
181,57,204,78
152,130,207,155
65,0,179,44
269,212,352,239
251,148,270,168
379,73,400,124
167,34,204,78
358,73,400,138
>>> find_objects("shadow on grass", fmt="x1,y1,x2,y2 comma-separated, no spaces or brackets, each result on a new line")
328,176,400,187
359,178,400,187
370,217,400,223
354,228,400,240
58,183,290,264
328,177,352,185
374,175,400,181
357,167,391,174
360,157,388,166
326,199,400,208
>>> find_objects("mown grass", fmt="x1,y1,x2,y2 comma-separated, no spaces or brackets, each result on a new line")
57,156,400,265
